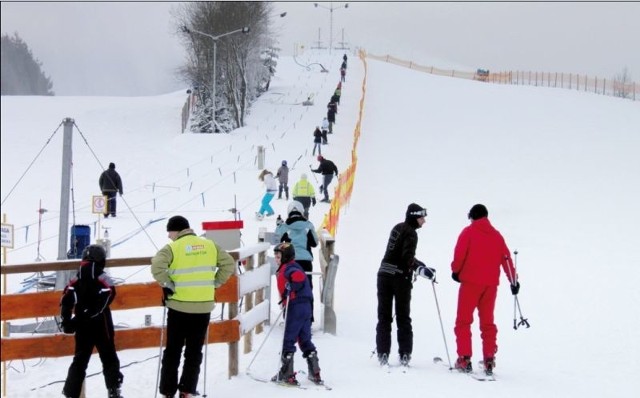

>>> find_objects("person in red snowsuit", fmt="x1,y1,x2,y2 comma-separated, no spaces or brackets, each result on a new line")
450,204,520,374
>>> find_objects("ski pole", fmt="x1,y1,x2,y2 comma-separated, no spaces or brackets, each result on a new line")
275,291,293,377
509,251,530,329
154,305,167,398
308,165,319,183
431,280,453,370
202,324,210,397
245,304,286,373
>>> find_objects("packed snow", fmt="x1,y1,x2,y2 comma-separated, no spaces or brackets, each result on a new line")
1,49,639,397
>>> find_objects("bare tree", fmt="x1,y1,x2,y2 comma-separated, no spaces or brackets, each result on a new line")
613,67,633,99
172,2,277,133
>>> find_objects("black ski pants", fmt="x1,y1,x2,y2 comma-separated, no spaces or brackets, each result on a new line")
159,309,210,396
376,274,413,356
63,311,122,398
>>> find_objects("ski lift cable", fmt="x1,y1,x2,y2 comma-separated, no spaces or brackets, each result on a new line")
1,121,64,206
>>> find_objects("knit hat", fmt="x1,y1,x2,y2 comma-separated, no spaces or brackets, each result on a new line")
166,215,190,232
287,200,305,216
301,173,308,180
109,162,115,169
317,155,324,161
282,160,287,166
468,204,488,220
405,203,427,219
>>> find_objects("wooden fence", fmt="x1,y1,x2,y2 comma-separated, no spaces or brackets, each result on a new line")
1,243,271,382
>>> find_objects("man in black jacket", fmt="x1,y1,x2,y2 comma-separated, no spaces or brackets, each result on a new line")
311,156,338,203
99,162,123,217
375,203,428,367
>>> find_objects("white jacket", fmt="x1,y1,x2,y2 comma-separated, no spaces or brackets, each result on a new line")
264,173,278,192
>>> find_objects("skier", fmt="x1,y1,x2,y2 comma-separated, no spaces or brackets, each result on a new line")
256,169,278,220
60,244,123,398
311,155,338,203
276,160,290,200
327,106,336,134
274,201,319,291
312,127,323,156
98,162,123,218
271,242,323,386
151,215,235,398
291,173,317,219
375,203,430,367
451,204,519,375
340,67,346,83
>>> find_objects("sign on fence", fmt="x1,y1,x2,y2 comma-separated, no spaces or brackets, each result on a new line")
1,223,14,248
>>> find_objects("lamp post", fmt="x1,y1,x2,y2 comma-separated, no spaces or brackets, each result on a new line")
314,2,349,54
183,25,250,133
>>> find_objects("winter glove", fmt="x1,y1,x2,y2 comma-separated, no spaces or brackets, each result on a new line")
510,281,520,295
311,197,317,206
162,287,174,306
416,265,436,281
61,317,77,334
451,272,460,283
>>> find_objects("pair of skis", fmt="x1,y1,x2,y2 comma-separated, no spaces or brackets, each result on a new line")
433,357,496,382
247,370,332,391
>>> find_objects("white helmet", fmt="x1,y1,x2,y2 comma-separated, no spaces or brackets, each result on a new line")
287,200,305,215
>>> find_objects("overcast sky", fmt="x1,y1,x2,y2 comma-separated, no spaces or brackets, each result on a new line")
2,1,639,96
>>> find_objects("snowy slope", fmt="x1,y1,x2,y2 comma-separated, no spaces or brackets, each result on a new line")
1,49,639,397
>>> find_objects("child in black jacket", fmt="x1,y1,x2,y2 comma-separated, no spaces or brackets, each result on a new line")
60,244,123,398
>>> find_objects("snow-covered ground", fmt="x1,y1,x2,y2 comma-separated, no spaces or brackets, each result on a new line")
1,49,639,397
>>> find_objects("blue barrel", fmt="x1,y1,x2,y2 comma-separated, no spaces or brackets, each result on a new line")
67,225,91,259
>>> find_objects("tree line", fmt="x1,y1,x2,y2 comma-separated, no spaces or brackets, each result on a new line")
1,33,54,96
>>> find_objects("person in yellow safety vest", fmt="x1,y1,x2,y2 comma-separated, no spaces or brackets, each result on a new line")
291,173,317,219
151,215,235,398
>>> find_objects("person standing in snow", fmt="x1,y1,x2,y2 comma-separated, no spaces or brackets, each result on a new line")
271,242,323,386
60,244,123,398
151,216,235,398
340,67,346,83
451,204,519,375
327,99,338,134
312,127,323,156
256,169,278,220
321,117,330,143
276,160,290,200
291,174,317,219
98,162,123,218
375,203,429,367
275,201,319,289
311,155,338,203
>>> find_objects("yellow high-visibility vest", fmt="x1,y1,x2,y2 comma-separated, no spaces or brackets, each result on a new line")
168,235,218,302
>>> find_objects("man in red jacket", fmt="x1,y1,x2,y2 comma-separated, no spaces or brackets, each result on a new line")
451,204,520,375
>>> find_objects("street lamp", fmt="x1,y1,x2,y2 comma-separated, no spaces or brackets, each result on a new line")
182,25,250,133
314,2,349,54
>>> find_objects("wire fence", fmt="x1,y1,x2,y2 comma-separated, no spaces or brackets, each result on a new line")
367,53,638,101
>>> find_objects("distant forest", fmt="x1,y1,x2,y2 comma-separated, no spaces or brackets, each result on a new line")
1,33,54,95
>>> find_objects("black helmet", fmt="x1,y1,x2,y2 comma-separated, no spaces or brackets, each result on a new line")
82,244,106,264
274,242,295,264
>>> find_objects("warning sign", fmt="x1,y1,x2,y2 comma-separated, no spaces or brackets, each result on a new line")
1,223,14,248
92,195,108,214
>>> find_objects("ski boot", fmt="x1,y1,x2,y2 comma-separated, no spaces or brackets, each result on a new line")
271,352,299,386
399,352,411,367
455,356,473,373
483,357,495,376
377,352,389,366
305,350,323,384
107,385,123,398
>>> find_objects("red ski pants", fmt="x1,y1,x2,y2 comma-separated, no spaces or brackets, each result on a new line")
454,283,498,359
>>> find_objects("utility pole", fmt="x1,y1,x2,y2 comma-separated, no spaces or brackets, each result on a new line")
55,118,74,290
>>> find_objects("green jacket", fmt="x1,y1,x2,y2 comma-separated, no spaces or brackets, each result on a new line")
151,229,235,314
